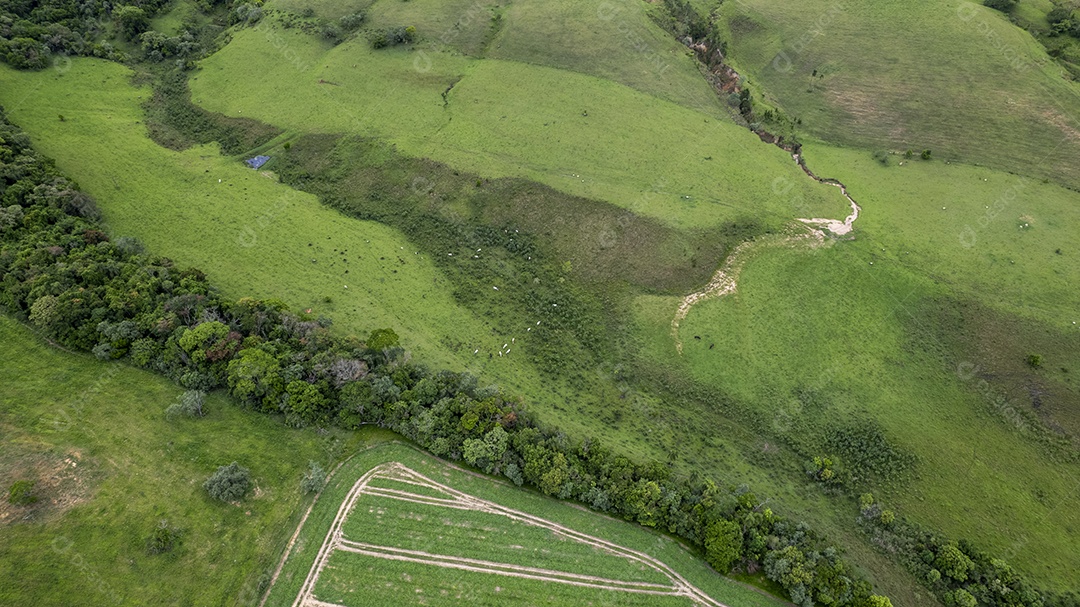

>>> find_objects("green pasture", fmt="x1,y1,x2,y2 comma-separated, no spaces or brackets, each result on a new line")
631,203,1080,590
482,0,724,113
801,140,1080,330
0,58,712,497
717,0,1080,190
189,14,850,231
315,552,698,607
279,0,725,112
339,495,674,585
4,0,1079,599
0,315,371,606
0,59,594,426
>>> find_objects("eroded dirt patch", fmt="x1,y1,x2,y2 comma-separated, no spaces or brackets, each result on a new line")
0,442,94,525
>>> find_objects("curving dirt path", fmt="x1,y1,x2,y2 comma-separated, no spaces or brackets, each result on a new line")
671,151,861,353
290,462,728,607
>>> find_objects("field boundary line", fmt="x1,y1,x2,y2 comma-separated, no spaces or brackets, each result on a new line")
360,486,476,510
291,461,729,607
338,539,680,593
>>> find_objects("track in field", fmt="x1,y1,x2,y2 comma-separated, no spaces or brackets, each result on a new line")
290,462,728,607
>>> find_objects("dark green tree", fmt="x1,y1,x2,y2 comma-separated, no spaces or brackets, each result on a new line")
145,519,180,554
983,0,1018,13
115,6,150,41
934,543,975,582
204,462,252,502
704,519,743,573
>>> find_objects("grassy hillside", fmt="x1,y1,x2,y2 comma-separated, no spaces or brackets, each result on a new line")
4,0,1079,601
188,9,850,231
717,0,1080,190
632,224,1080,589
0,314,373,606
0,56,934,602
1,59,748,488
625,141,1080,591
801,141,1080,332
0,60,603,430
483,0,725,113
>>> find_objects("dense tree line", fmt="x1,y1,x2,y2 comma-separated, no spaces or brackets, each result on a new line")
0,107,898,607
0,0,155,68
857,498,1080,607
0,0,237,69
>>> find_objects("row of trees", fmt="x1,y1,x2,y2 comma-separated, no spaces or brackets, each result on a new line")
857,498,1080,607
0,107,893,607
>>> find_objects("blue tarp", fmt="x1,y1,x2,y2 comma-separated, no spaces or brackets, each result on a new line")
245,155,271,169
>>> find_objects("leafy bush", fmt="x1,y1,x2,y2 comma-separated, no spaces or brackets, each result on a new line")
116,6,150,41
880,509,895,526
340,12,366,31
983,0,1017,13
946,588,977,607
203,462,251,502
8,480,37,506
658,0,709,40
300,461,327,494
145,519,181,554
369,25,415,49
935,543,975,582
232,3,263,25
165,390,207,418
321,24,341,43
805,454,844,486
2,38,49,70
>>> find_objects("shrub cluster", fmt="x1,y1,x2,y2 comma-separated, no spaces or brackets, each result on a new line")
1048,6,1080,38
204,462,251,502
368,25,415,49
858,503,1080,607
0,0,246,69
984,0,1019,14
300,461,326,494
